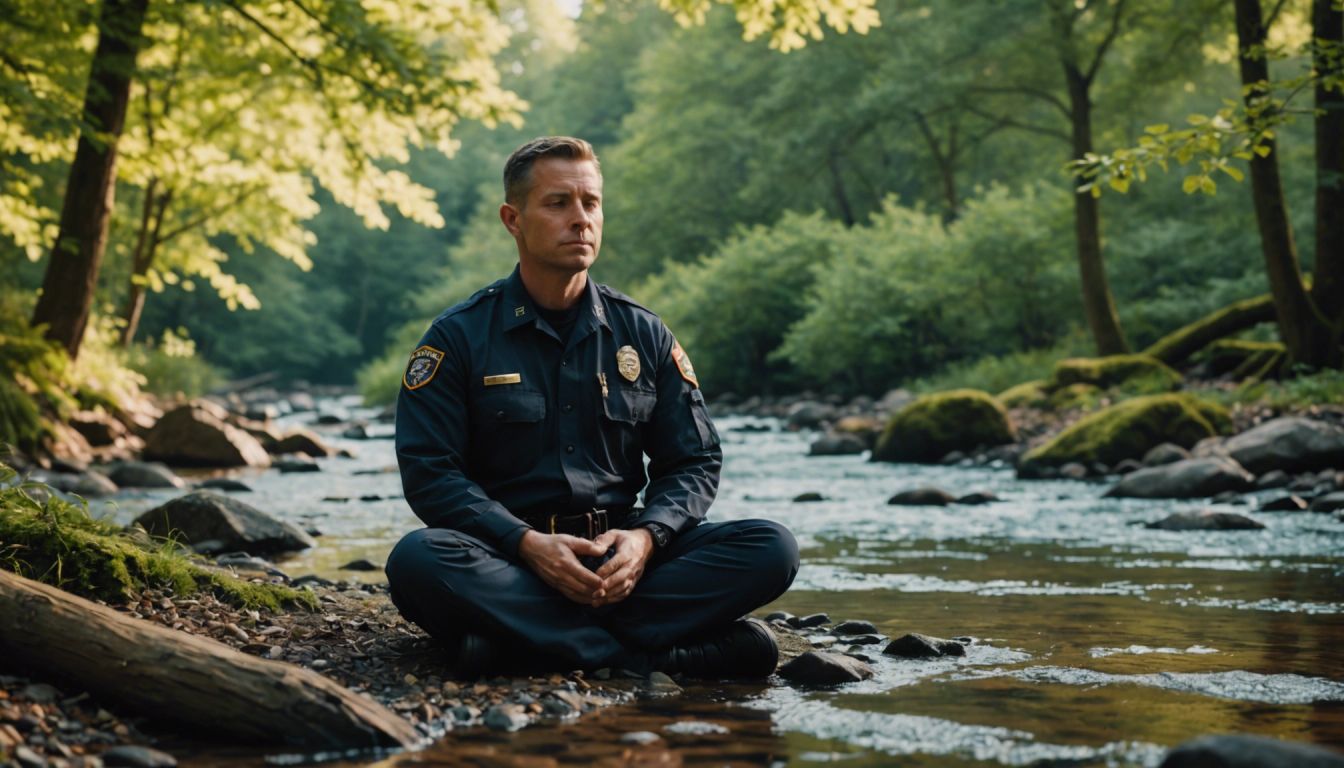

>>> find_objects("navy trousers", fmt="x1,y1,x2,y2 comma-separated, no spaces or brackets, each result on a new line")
384,519,799,670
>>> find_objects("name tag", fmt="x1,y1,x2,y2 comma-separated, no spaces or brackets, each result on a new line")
483,373,521,386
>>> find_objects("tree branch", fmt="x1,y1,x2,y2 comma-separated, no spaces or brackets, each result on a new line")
1266,0,1291,28
962,104,1070,142
155,184,263,245
964,84,1071,118
1085,0,1129,84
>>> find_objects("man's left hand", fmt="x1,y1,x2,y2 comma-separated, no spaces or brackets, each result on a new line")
589,528,655,607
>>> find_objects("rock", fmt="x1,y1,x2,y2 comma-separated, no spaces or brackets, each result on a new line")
786,401,836,431
777,651,874,685
1143,442,1191,467
269,429,335,458
792,492,825,503
847,634,885,646
143,401,271,468
273,455,320,473
69,410,129,447
1104,457,1254,499
832,620,878,635
106,462,185,489
1259,495,1308,512
1255,469,1291,489
244,404,281,422
1059,462,1089,480
996,380,1048,409
20,683,60,704
483,704,529,732
1309,492,1344,513
14,746,45,768
663,721,730,735
338,559,379,571
1159,733,1344,768
194,478,252,492
286,393,317,413
1049,354,1182,391
1019,394,1229,476
1221,417,1344,475
44,471,119,497
887,487,956,506
872,390,1016,464
788,613,830,629
955,491,998,505
762,611,795,624
215,553,289,578
101,746,177,768
940,450,967,464
1211,490,1244,504
134,491,316,554
644,671,681,693
1144,510,1266,531
882,633,966,658
1114,459,1144,475
341,424,372,440
808,433,867,456
620,731,662,745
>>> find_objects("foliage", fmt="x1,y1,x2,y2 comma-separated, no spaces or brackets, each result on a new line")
0,293,71,452
910,333,1093,396
124,329,223,398
872,389,1016,463
0,466,314,611
1195,367,1344,409
1020,393,1230,470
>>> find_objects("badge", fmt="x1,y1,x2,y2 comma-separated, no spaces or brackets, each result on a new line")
404,346,445,390
671,339,698,388
616,345,641,382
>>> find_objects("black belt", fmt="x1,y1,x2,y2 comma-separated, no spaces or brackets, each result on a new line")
518,508,631,540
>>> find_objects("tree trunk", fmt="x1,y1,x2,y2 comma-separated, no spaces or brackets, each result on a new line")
1063,61,1129,356
1235,0,1339,367
0,570,418,748
912,110,960,222
30,0,150,360
119,183,171,347
1142,293,1277,366
1311,0,1344,351
827,151,856,227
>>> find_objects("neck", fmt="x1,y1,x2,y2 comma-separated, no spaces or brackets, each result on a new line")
518,262,588,310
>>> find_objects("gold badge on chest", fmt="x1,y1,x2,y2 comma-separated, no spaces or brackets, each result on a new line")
616,345,641,382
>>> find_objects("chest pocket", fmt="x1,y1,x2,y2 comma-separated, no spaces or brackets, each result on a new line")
602,387,657,424
469,389,546,477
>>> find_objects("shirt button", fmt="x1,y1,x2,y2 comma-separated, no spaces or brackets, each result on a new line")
565,445,575,454
563,404,573,413
561,359,568,366
495,410,505,420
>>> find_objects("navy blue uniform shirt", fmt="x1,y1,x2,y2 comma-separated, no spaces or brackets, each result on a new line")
395,266,722,556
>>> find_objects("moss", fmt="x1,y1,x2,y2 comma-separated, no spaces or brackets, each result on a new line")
1049,354,1182,393
1020,393,1231,470
997,380,1048,408
1203,339,1286,377
1142,293,1276,366
0,377,50,454
873,389,1016,463
1048,382,1103,412
0,465,315,612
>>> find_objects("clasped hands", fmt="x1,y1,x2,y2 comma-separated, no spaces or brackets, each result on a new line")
517,527,654,607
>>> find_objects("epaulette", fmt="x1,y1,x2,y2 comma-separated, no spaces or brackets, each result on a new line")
596,283,659,319
432,278,506,324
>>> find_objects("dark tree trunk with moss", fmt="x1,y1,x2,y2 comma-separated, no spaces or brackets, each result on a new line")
1064,60,1129,356
1235,0,1340,368
30,0,149,361
1312,0,1344,348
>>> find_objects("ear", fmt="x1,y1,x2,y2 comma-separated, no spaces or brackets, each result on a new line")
499,203,521,237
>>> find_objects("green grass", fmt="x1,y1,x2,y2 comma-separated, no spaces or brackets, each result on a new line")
0,465,315,611
1192,368,1344,410
909,334,1093,396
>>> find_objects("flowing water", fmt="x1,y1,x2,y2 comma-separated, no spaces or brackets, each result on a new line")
106,400,1344,766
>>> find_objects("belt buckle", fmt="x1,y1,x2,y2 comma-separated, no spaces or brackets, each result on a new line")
591,509,609,539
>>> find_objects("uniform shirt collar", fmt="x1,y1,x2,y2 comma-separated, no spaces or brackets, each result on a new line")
501,264,610,335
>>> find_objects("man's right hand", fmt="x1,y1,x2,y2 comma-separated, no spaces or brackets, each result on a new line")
517,530,607,604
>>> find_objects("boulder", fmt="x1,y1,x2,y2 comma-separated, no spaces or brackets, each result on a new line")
43,471,118,497
1143,442,1191,467
270,429,335,458
1309,492,1344,513
831,416,882,446
1221,417,1344,475
1258,494,1308,512
1255,469,1290,489
106,461,185,489
1059,462,1089,480
1049,354,1182,392
787,613,831,629
143,401,271,468
133,491,316,554
887,487,956,506
882,633,966,658
195,478,253,492
956,491,998,505
777,651,874,685
1159,733,1344,768
1018,394,1229,476
68,410,128,447
996,380,1048,409
808,433,867,456
873,390,1016,464
792,492,825,503
1114,459,1144,475
1144,510,1265,531
286,392,317,413
832,620,878,635
1104,457,1254,499
274,455,321,473
786,401,836,431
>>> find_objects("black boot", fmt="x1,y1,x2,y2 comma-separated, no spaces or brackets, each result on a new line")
654,618,779,679
453,632,498,680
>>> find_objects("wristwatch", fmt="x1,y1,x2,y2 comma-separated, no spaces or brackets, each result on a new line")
639,522,671,548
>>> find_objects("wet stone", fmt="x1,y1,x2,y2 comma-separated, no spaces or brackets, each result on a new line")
955,491,998,505
20,684,60,705
1255,470,1290,489
778,651,874,685
762,611,795,624
483,704,529,732
1159,733,1344,768
887,487,956,506
792,492,824,503
810,636,838,648
1114,459,1144,475
1259,494,1308,512
1059,462,1089,480
1309,492,1344,512
846,634,885,646
832,620,878,635
620,731,662,745
1145,510,1266,531
337,559,380,572
15,746,45,768
788,613,830,629
100,746,177,768
644,672,681,693
883,633,966,658
663,721,730,735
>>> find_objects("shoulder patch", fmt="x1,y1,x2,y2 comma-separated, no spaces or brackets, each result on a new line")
671,339,699,388
404,346,445,390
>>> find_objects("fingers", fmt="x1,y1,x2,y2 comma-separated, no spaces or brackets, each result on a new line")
591,530,617,549
560,534,608,558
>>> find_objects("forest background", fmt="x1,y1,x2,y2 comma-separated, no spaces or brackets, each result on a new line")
2,0,1339,424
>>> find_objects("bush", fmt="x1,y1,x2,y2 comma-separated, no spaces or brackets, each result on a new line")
0,293,70,453
123,329,223,398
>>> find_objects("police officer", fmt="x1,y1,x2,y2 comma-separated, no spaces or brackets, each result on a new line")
385,136,799,679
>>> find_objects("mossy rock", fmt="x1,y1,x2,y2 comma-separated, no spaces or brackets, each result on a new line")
1020,394,1231,472
1048,382,1103,412
997,380,1048,409
873,389,1016,464
0,465,315,612
1049,354,1182,394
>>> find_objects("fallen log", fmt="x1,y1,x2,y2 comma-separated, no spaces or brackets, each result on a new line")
1142,294,1276,368
0,569,418,750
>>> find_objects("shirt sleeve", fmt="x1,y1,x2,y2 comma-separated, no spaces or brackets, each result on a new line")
395,321,532,555
630,326,722,535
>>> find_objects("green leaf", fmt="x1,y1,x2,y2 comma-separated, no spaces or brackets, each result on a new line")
1144,123,1169,135
1221,165,1244,182
1182,175,1202,194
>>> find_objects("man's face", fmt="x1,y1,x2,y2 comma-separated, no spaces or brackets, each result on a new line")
501,157,603,278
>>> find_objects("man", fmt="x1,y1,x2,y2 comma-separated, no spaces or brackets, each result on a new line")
385,136,799,679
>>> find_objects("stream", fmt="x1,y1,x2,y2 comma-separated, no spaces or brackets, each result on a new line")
105,398,1344,766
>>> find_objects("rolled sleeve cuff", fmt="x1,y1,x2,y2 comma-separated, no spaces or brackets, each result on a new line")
630,507,695,536
498,523,532,557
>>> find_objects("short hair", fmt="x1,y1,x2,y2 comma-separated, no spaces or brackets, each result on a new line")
503,136,600,206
